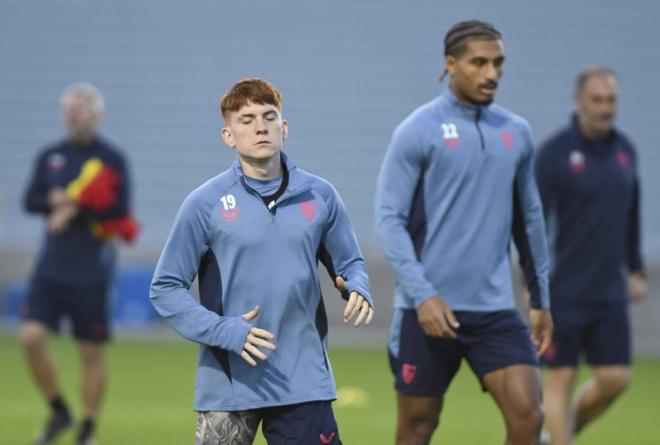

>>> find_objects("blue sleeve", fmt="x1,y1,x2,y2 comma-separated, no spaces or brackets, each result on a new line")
375,123,437,308
319,183,373,307
512,122,550,309
150,190,252,355
24,150,51,214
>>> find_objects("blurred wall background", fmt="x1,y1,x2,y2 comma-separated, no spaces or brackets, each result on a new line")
1,0,658,351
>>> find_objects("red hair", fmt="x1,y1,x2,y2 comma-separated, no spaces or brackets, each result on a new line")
220,78,282,121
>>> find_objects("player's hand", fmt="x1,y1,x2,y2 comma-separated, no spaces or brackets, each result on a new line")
240,305,276,367
48,188,72,208
416,296,459,339
529,308,553,356
47,203,78,234
336,276,374,327
628,272,648,303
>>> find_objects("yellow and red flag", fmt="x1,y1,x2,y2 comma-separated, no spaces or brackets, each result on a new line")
66,158,140,243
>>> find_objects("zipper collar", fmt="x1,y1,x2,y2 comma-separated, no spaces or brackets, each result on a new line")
231,152,311,201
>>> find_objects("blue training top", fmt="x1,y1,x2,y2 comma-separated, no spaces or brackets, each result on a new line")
535,116,643,308
24,136,129,284
375,88,550,312
150,153,372,411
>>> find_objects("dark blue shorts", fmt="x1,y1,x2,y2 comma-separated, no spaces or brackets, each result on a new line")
23,276,111,342
542,303,630,368
389,309,539,396
259,400,341,445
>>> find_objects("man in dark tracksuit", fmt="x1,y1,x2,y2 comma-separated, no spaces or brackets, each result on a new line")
21,83,134,445
535,66,648,445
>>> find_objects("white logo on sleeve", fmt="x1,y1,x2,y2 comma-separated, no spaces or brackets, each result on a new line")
219,194,240,221
441,123,461,149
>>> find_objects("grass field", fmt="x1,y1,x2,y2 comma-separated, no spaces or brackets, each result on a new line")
1,336,658,444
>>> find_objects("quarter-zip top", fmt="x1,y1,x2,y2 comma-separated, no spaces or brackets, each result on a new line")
475,107,485,151
151,153,372,411
375,88,549,312
535,116,643,308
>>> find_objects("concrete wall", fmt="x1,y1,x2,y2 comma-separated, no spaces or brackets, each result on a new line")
1,1,658,350
1,0,659,255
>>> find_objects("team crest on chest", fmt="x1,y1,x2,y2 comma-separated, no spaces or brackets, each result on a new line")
300,201,319,222
441,123,460,149
616,149,630,168
500,131,515,150
47,153,66,171
219,194,240,221
569,150,586,173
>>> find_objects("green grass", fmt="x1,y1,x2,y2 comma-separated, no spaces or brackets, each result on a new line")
1,336,658,444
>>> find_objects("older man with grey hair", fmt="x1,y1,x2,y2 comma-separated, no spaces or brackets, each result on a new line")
534,66,647,445
21,82,136,445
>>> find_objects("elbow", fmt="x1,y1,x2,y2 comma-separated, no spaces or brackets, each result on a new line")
24,200,47,215
148,287,162,315
374,218,388,237
149,279,166,306
149,286,158,303
149,276,167,301
23,194,39,213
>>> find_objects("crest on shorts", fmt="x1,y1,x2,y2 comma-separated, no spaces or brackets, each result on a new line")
542,343,558,362
320,432,336,444
402,363,417,385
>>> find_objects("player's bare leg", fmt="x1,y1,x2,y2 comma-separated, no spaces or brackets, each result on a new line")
395,393,443,445
75,341,106,444
19,321,61,398
543,367,577,445
20,321,73,444
78,342,106,419
572,365,630,436
484,364,543,445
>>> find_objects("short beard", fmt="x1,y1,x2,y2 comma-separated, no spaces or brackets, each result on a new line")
456,86,495,106
467,95,495,106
